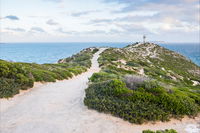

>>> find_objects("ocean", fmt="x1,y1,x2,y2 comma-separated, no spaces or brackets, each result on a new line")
0,42,199,66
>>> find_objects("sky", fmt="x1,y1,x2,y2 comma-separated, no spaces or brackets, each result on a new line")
0,0,199,43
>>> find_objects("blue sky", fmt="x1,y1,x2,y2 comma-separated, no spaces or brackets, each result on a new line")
0,0,199,42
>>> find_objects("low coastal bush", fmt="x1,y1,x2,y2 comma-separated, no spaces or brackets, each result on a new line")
84,45,200,124
89,72,119,82
126,61,139,67
0,61,34,98
103,65,136,75
142,129,178,133
84,77,199,124
123,75,149,90
0,48,98,98
0,78,21,98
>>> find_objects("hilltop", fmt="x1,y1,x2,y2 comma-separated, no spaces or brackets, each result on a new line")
84,43,200,124
99,42,200,87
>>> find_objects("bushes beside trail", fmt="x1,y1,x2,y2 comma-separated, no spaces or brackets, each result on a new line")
84,45,200,124
142,129,178,133
0,48,98,98
84,73,199,124
0,61,34,98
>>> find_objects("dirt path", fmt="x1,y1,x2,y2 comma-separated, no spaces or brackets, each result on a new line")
0,48,199,133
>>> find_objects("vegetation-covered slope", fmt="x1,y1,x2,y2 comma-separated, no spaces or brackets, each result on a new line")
0,48,98,98
142,129,177,133
84,43,200,124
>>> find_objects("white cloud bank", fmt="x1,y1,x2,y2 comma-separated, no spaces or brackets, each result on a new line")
0,0,199,42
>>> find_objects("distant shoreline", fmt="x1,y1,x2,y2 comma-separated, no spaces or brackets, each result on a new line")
1,42,199,66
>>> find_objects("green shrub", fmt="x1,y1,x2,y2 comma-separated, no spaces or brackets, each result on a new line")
89,72,118,82
84,44,200,125
123,75,149,90
141,80,160,90
142,129,178,133
0,78,20,98
142,130,155,133
104,65,136,75
92,48,99,54
0,47,98,98
126,61,139,67
84,72,199,124
109,79,131,96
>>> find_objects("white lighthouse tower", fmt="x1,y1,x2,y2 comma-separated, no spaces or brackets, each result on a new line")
143,35,146,44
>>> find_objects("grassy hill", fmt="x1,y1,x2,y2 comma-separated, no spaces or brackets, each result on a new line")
0,48,98,98
84,43,200,124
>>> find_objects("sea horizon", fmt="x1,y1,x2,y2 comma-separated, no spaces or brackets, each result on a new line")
1,42,199,44
0,42,199,66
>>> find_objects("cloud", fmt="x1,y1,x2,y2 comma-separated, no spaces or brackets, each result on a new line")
71,10,99,17
43,0,62,3
98,0,199,35
84,30,107,35
46,19,59,25
89,10,158,25
104,0,198,23
116,23,153,35
5,27,26,32
55,28,109,35
30,27,45,32
90,19,113,24
88,17,153,34
56,28,78,34
29,15,50,19
4,15,19,20
104,0,198,6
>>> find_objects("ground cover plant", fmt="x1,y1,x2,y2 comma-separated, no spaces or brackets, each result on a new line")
84,43,200,124
0,48,98,98
142,129,178,133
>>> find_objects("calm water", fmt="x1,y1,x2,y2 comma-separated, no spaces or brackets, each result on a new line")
159,43,200,66
0,42,199,66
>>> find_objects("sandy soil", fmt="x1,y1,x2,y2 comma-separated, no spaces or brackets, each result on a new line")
0,48,199,133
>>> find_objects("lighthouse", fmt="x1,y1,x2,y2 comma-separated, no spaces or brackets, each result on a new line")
143,35,146,44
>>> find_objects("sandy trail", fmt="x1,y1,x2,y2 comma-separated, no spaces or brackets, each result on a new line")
0,48,199,133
